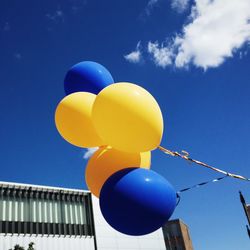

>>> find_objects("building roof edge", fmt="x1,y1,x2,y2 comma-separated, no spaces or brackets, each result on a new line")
0,180,90,194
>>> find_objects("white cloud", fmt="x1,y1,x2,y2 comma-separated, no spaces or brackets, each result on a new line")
46,9,64,22
3,22,10,31
83,147,98,159
124,42,142,64
175,0,250,69
147,41,173,68
147,0,159,8
71,0,88,14
14,53,22,60
148,0,250,69
171,0,190,13
239,50,248,59
143,0,189,17
144,0,160,16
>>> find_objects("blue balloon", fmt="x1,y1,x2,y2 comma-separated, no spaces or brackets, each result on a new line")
64,61,114,95
100,168,176,236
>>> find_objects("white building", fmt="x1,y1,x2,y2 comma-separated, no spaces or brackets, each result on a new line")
0,181,166,250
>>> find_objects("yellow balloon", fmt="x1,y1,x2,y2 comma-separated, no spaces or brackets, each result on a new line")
92,82,163,153
55,92,103,148
85,146,151,197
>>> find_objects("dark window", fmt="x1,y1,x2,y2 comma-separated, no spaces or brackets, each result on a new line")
0,186,94,236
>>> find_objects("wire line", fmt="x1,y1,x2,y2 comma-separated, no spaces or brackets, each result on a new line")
158,145,250,181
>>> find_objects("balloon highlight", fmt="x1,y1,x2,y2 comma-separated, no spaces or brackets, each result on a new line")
92,82,164,153
64,61,114,95
100,168,176,236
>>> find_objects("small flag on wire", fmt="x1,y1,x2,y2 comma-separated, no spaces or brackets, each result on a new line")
175,175,228,207
177,175,228,194
158,146,250,181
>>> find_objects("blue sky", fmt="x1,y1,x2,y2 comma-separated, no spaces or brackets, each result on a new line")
1,0,250,249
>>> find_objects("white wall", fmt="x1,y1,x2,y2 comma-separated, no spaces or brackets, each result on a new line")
0,182,166,250
92,196,166,250
0,234,95,250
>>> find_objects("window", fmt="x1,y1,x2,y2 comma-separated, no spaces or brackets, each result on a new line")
0,186,94,236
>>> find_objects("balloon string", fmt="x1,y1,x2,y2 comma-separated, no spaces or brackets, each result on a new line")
177,175,228,194
175,175,228,207
158,145,250,181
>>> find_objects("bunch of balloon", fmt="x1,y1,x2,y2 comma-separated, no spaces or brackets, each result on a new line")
55,61,114,148
54,61,177,236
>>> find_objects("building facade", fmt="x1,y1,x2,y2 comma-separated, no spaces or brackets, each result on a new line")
0,181,166,250
162,219,193,250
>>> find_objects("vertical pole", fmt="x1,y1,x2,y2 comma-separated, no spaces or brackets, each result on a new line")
89,193,98,250
239,191,250,238
0,186,3,234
